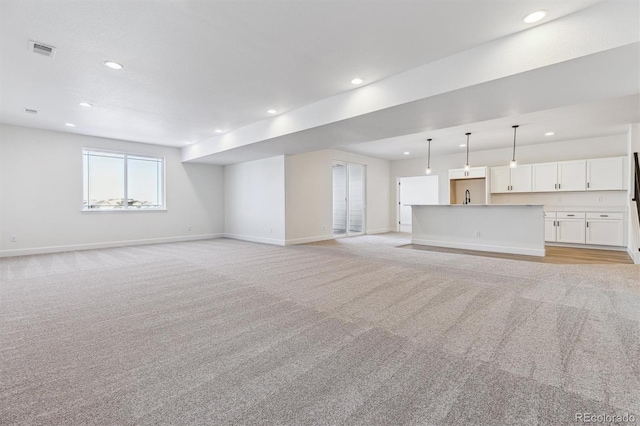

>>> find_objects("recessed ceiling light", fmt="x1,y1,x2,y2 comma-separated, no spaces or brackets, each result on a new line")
459,144,466,147
104,61,124,70
545,132,555,136
351,78,364,85
522,10,547,24
215,129,224,133
403,152,410,155
65,123,76,127
267,109,277,114
78,102,92,107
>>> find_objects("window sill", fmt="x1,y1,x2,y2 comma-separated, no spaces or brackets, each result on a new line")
81,209,167,213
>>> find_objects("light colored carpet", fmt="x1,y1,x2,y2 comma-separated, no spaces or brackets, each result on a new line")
1,233,639,425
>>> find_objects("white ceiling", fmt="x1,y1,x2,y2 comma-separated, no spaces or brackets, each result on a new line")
342,95,640,160
0,0,605,148
182,41,640,165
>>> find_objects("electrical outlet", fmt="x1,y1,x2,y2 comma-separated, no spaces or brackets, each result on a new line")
188,225,192,231
475,231,481,237
322,225,325,231
597,196,603,203
270,228,273,233
10,235,17,242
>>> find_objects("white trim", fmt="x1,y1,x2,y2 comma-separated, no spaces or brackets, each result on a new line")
81,209,168,213
367,228,395,235
411,238,545,257
546,242,628,252
82,148,166,211
223,233,286,246
285,235,334,245
0,234,223,258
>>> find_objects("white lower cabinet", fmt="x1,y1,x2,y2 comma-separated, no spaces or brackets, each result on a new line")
544,219,557,242
557,218,586,244
544,212,557,242
544,211,624,246
585,213,624,246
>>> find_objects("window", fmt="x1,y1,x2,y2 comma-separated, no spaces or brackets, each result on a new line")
83,149,165,210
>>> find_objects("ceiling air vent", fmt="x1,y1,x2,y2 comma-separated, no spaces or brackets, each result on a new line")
25,108,38,114
29,40,56,58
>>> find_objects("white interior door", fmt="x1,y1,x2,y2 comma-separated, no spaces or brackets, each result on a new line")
398,176,439,232
333,162,365,237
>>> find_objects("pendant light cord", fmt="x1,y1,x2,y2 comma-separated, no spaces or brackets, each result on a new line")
427,138,431,169
512,125,519,162
465,133,470,165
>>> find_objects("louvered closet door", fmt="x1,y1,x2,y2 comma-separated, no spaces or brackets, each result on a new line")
332,163,347,236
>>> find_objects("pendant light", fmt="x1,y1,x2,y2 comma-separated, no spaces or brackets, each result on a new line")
425,138,432,174
510,125,519,168
464,132,471,171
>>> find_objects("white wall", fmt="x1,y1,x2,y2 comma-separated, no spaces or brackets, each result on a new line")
285,149,391,244
391,134,629,209
627,124,640,263
0,124,224,256
224,156,286,245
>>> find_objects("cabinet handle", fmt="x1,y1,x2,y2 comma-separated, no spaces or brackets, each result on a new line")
587,182,590,188
555,183,557,189
567,214,575,217
600,215,608,217
587,222,589,228
558,183,561,189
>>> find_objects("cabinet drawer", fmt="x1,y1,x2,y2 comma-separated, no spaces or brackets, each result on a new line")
544,211,556,218
557,212,585,219
586,212,623,220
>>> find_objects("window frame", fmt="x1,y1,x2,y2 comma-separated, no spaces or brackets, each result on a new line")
82,148,167,213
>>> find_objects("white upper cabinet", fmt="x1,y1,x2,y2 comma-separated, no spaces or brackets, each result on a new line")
557,160,586,192
449,167,486,179
532,160,587,192
480,157,626,194
587,156,626,191
490,166,510,193
467,167,486,178
491,165,532,193
532,162,558,192
510,165,532,192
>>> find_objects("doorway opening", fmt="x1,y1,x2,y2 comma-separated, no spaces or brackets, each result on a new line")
332,162,365,237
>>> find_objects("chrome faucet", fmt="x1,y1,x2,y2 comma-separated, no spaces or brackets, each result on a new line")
464,189,471,205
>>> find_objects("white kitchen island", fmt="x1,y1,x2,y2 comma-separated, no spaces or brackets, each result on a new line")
411,204,545,256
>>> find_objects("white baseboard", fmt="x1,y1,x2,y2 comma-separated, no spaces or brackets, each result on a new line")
223,233,286,246
285,235,334,245
411,238,545,257
627,247,640,264
546,242,627,252
0,233,224,258
366,228,395,235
